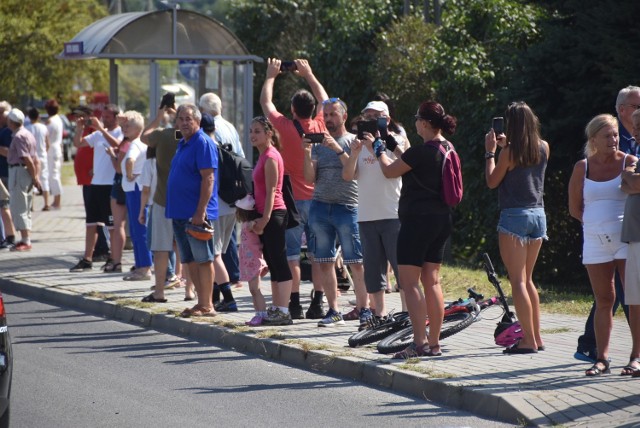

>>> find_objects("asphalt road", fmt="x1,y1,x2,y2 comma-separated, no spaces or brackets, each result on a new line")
6,294,510,428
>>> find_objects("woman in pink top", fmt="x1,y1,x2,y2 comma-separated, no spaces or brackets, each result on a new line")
251,116,293,325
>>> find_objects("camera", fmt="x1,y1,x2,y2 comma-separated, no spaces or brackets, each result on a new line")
280,61,297,72
84,118,92,127
357,120,378,139
175,130,183,140
492,117,504,135
305,133,324,144
160,92,176,109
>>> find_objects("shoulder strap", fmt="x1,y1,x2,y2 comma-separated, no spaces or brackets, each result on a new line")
623,153,629,171
293,119,305,137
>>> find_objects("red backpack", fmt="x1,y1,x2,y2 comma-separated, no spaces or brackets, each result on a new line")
425,139,464,207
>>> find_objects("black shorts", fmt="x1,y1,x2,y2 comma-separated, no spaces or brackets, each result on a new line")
397,213,452,266
110,173,126,206
86,184,114,227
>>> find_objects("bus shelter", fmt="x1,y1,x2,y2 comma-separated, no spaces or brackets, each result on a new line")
58,8,262,155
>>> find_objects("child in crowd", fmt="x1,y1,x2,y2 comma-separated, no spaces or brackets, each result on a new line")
235,194,269,326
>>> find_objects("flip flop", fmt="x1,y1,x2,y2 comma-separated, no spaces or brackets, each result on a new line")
141,293,167,303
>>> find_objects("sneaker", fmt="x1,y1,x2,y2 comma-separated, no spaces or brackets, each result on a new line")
305,302,325,319
262,308,293,326
0,240,15,251
289,303,304,320
11,242,31,252
123,270,152,281
317,308,344,327
245,315,264,326
343,307,360,321
165,275,181,289
574,348,598,364
214,300,238,312
358,308,373,329
70,258,92,272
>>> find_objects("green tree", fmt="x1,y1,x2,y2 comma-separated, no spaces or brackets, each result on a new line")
373,0,544,270
0,0,109,107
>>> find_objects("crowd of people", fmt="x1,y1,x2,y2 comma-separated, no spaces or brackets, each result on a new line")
2,65,640,373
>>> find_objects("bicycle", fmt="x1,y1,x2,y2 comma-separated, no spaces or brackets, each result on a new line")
376,253,519,354
348,289,482,348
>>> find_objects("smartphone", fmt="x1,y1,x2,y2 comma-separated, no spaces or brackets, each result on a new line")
280,61,297,72
160,92,176,109
492,117,504,135
377,117,389,138
175,130,183,140
305,133,324,144
84,119,92,127
357,120,378,139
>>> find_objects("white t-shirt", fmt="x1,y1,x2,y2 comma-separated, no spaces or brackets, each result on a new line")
139,158,157,204
355,134,405,222
121,138,147,192
85,127,123,185
47,114,63,147
26,122,48,160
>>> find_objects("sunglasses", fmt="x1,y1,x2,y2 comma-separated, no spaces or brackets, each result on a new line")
322,97,347,110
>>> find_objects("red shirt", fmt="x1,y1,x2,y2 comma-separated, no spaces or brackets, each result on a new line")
268,110,326,201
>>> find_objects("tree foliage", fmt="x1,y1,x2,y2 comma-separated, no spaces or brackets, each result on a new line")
0,0,109,107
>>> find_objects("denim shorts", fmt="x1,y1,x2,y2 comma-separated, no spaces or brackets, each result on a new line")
172,219,214,264
285,199,312,260
308,200,362,263
497,207,548,243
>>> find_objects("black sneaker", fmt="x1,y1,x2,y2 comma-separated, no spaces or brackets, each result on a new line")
70,258,92,272
289,303,304,320
214,300,238,312
0,240,15,251
305,302,325,319
92,253,111,262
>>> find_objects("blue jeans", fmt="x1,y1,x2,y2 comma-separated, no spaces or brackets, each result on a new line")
222,224,240,283
308,200,362,264
125,185,152,268
285,199,312,260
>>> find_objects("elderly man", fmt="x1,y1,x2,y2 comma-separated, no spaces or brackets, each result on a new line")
166,104,218,317
199,93,243,311
0,109,41,251
0,102,16,250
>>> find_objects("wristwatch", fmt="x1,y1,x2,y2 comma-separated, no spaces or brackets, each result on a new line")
485,151,495,159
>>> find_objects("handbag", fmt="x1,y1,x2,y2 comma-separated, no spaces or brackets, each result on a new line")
282,174,300,229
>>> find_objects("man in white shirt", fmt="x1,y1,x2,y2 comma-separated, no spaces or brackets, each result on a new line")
70,104,123,272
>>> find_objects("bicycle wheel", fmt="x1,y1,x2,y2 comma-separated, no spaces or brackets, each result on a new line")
348,312,410,348
376,311,478,354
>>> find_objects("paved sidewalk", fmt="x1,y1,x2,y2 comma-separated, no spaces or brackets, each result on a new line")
1,182,639,426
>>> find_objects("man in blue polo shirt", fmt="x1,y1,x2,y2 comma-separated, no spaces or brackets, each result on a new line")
166,104,219,318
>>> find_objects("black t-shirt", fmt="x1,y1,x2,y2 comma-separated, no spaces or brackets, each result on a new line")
399,141,450,217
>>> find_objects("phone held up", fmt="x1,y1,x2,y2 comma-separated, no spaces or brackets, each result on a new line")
175,130,183,140
357,120,378,140
280,61,297,72
305,133,324,144
492,117,504,135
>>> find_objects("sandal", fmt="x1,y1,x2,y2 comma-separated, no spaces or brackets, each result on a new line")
392,343,442,359
103,261,122,273
585,358,610,376
620,358,640,376
141,293,167,303
503,340,538,355
180,305,216,318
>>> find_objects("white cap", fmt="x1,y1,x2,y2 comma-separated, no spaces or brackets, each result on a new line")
7,108,24,124
361,101,389,116
235,194,255,211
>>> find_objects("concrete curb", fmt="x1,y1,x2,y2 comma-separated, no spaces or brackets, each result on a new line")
1,277,532,425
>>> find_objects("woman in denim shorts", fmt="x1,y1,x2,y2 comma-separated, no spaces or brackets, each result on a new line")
485,102,549,355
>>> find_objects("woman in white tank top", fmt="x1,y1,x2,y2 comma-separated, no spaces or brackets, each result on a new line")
568,114,638,377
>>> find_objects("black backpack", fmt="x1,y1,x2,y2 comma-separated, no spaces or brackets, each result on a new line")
216,143,253,206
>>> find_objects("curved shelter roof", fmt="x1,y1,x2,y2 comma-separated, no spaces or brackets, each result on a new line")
58,9,261,62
